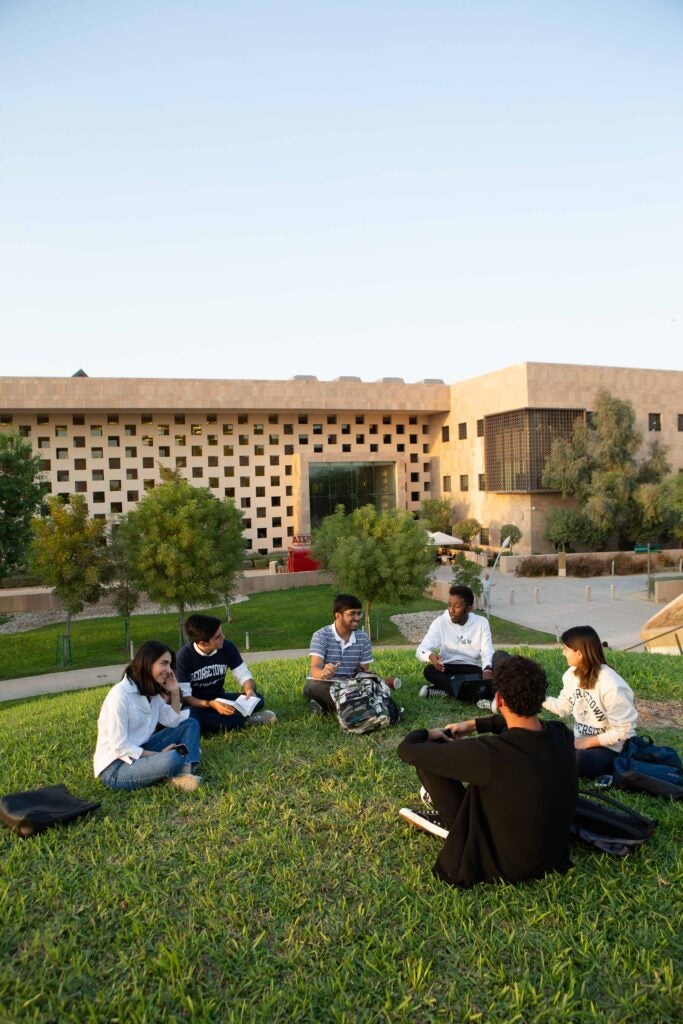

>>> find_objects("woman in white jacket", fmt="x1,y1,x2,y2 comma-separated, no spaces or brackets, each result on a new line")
543,625,637,778
94,640,201,792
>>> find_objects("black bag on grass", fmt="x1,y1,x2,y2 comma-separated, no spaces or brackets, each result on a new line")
0,784,100,838
571,790,657,857
617,770,683,801
612,735,683,798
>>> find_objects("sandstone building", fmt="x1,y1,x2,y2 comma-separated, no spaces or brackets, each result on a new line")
1,363,681,555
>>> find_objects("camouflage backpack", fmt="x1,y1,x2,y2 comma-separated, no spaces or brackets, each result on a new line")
330,672,400,734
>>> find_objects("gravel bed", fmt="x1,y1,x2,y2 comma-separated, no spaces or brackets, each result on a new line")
0,596,248,636
390,610,442,643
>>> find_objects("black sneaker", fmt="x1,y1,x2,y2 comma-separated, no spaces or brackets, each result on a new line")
418,685,450,699
399,807,448,839
309,699,325,716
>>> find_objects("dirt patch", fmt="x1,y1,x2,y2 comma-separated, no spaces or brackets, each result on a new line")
634,699,683,730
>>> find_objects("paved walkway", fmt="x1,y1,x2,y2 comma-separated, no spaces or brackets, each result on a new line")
0,572,676,703
435,567,666,651
0,649,312,704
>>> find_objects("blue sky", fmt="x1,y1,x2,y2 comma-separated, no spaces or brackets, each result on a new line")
1,0,681,382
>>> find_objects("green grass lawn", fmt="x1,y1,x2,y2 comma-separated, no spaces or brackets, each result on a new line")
1,649,681,1023
0,585,557,681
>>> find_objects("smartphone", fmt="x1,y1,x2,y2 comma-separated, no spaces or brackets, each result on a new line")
594,774,613,788
175,743,189,756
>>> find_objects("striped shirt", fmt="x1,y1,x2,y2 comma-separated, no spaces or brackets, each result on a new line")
309,624,373,679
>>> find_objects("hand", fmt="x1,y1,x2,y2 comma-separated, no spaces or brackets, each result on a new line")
574,736,598,750
482,669,493,681
242,682,256,698
210,700,236,716
322,662,340,680
444,720,476,737
429,653,445,672
162,670,179,692
426,728,453,741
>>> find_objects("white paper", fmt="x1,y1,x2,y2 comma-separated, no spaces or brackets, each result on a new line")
214,695,260,717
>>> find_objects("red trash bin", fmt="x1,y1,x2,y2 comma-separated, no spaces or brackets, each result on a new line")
287,545,320,572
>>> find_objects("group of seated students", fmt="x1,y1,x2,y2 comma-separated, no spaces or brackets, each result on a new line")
93,586,638,888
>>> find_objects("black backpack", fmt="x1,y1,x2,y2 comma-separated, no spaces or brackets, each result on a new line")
571,789,657,857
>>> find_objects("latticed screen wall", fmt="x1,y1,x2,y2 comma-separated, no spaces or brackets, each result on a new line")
484,408,584,492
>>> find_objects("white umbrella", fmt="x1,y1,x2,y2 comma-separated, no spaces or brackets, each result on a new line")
427,530,464,546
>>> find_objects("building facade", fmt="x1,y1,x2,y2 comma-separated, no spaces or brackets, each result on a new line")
1,364,681,555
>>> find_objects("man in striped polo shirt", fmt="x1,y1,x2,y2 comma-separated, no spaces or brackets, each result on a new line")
304,593,373,714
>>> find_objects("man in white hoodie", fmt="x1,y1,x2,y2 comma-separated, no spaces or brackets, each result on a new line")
416,585,496,704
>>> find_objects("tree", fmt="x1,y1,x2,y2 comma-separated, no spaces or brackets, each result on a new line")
637,472,683,545
107,528,141,649
119,469,245,629
312,504,434,635
452,518,482,545
419,498,454,534
542,389,671,548
664,473,683,544
451,554,482,598
499,524,522,553
0,430,46,577
544,508,604,552
29,495,108,638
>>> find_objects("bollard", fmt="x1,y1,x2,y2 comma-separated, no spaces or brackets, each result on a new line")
610,585,615,602
129,640,135,659
611,560,615,576
245,631,250,650
585,585,591,603
509,589,515,605
534,586,540,604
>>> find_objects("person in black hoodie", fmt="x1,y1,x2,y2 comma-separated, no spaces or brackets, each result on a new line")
397,654,577,888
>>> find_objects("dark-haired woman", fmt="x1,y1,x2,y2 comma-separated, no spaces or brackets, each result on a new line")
543,625,637,778
94,641,202,792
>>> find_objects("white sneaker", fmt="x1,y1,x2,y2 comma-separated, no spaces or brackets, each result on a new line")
399,807,448,839
247,710,277,726
476,698,495,712
167,774,201,792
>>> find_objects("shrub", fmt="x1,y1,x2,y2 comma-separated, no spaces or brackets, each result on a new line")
0,573,42,589
515,557,557,577
613,553,644,575
568,555,605,577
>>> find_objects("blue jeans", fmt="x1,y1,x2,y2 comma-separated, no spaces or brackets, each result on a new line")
98,718,201,792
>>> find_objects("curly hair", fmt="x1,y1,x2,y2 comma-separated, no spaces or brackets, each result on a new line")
448,584,474,607
494,655,547,717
